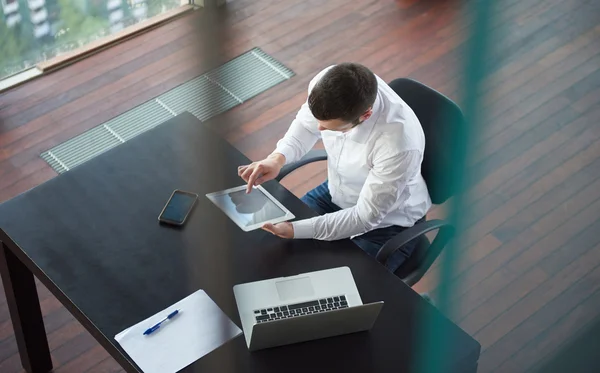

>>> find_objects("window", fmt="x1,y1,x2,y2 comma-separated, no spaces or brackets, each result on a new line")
1,0,184,80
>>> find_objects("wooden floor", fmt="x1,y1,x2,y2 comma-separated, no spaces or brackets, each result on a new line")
1,0,599,371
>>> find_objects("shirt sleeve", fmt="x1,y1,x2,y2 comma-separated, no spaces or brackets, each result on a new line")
273,68,334,164
273,101,321,165
292,149,422,240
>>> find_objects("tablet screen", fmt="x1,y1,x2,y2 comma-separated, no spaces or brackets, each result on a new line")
209,187,288,229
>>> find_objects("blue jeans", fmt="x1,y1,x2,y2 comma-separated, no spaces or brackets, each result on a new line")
301,181,422,273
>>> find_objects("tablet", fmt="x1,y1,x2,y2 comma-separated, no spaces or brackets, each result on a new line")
206,185,295,232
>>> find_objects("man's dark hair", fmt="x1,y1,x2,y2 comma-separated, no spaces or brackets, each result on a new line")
308,63,378,124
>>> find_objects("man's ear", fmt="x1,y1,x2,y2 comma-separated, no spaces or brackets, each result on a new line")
360,107,373,121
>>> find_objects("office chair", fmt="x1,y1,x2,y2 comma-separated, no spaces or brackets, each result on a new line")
276,78,462,287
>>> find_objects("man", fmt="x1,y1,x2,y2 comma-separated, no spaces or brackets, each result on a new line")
238,63,431,272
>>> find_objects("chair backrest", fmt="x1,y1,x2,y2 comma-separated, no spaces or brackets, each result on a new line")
387,78,464,204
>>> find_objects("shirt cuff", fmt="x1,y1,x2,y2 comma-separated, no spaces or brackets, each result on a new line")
292,219,315,239
273,146,294,166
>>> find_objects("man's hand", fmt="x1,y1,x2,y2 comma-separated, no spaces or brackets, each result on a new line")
238,153,286,193
262,222,294,239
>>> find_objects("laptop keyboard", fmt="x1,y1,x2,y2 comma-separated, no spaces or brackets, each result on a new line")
254,295,348,323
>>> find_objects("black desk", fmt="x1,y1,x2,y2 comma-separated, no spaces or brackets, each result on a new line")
0,112,480,373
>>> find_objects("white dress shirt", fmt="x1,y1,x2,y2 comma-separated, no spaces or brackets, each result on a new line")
274,67,431,240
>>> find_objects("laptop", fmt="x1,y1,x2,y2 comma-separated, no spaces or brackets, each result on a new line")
233,266,384,351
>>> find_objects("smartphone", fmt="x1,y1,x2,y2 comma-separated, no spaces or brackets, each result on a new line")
158,190,199,226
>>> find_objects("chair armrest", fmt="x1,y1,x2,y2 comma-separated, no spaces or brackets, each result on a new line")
375,220,455,284
275,149,328,182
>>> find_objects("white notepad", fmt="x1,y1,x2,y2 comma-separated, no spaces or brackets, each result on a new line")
115,290,242,373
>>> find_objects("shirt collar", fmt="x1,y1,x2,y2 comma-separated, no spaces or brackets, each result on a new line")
345,92,382,144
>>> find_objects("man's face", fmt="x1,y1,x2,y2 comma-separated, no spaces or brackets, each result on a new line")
316,108,373,132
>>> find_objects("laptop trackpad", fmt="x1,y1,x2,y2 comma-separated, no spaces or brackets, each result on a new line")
276,277,315,301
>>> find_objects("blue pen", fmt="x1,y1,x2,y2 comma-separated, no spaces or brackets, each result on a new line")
143,310,180,336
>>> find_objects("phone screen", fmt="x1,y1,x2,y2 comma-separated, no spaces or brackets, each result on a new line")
160,191,197,225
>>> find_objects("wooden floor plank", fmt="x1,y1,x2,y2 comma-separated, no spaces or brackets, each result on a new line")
480,55,600,164
471,96,575,181
493,115,600,199
572,84,600,113
417,234,504,292
418,0,575,96
47,320,86,352
447,175,600,322
492,157,600,247
485,0,594,77
0,165,56,203
481,47,600,150
228,0,353,57
464,109,600,245
477,241,600,372
0,157,49,189
435,134,600,302
469,198,600,349
495,287,600,373
459,266,549,336
86,356,126,373
0,353,24,373
485,24,600,108
53,345,111,373
473,75,600,199
461,214,600,336
52,331,101,367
